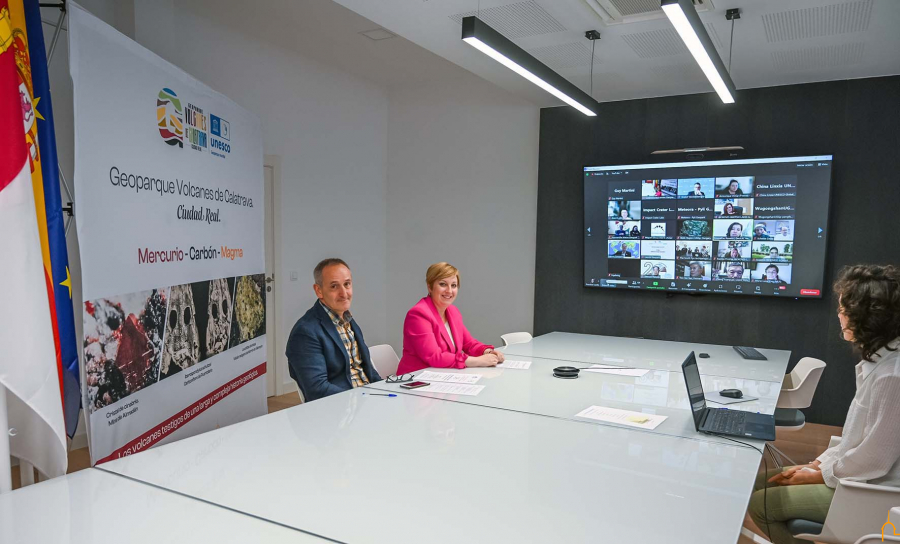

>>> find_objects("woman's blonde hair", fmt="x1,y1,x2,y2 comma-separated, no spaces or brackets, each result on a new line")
426,262,460,290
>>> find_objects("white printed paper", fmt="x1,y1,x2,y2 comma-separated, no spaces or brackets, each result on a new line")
497,360,532,370
416,383,485,396
575,405,667,430
582,365,650,377
416,371,482,384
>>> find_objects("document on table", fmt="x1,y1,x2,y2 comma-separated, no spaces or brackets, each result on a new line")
581,365,650,377
497,359,531,370
416,371,482,384
575,405,667,430
416,383,485,396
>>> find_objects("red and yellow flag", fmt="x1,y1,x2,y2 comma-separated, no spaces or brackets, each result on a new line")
0,0,67,478
8,0,65,414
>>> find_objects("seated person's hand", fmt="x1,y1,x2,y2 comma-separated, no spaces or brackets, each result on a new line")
468,353,500,367
485,348,505,363
767,463,824,486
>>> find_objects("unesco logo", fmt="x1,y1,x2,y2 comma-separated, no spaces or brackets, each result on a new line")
211,114,229,141
209,113,231,158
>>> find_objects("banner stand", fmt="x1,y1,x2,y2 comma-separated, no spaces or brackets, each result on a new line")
69,2,267,464
0,384,12,494
42,3,76,237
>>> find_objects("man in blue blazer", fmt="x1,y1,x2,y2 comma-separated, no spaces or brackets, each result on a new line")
286,258,381,401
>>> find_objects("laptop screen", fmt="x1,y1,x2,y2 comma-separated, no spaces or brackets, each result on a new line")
681,352,707,431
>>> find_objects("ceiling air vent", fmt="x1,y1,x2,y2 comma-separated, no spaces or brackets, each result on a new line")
448,1,567,40
584,0,714,25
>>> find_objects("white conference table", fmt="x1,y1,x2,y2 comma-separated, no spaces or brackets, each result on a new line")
499,332,790,382
0,468,332,544
100,388,763,544
365,353,782,446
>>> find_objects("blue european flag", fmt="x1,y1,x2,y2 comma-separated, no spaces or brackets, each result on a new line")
25,0,81,437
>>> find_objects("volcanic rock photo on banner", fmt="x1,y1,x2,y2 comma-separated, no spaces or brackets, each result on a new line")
189,277,235,361
160,283,201,379
83,289,168,411
230,274,266,347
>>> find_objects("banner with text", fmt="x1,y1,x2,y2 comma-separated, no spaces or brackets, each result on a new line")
70,3,267,464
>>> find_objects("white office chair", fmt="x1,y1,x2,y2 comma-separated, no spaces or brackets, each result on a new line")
500,332,532,347
368,344,400,379
790,438,900,544
850,507,900,543
771,357,827,466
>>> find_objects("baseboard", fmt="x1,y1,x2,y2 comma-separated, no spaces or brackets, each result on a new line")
69,430,89,451
740,527,772,543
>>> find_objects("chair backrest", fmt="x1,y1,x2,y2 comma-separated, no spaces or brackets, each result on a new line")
368,344,399,379
777,357,826,409
501,332,533,347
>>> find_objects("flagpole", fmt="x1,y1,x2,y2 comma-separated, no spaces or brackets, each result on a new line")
0,383,12,494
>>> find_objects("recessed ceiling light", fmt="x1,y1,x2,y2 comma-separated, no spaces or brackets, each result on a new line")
360,28,396,41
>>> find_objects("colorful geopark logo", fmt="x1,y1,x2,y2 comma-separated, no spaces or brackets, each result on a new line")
157,88,184,147
184,102,208,152
157,88,231,157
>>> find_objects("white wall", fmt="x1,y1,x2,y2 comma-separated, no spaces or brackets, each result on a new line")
385,74,539,355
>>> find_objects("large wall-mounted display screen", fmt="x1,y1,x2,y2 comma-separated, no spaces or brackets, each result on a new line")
584,156,833,297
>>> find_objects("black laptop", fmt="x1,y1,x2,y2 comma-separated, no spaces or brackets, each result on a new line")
681,352,776,441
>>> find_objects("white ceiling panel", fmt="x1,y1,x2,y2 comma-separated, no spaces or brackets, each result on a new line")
330,0,900,106
447,1,567,39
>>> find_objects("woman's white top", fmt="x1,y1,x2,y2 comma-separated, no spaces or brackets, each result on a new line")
816,339,900,488
445,322,455,350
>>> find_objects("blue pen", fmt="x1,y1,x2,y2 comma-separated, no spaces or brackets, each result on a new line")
364,393,397,397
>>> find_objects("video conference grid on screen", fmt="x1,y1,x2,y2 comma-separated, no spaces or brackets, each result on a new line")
585,156,832,298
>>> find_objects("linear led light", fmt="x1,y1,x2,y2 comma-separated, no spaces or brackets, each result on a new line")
661,0,736,104
461,16,597,116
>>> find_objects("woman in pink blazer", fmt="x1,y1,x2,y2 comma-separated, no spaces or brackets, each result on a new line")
396,262,504,375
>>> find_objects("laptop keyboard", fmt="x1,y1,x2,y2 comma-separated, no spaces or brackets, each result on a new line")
709,411,747,434
733,346,767,360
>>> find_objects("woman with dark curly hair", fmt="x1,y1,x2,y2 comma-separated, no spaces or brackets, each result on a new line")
726,222,745,239
748,264,900,543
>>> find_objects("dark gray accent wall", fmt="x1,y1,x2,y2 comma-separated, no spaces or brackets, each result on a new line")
535,76,900,426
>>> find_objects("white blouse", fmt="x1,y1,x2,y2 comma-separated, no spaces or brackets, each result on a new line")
816,340,900,488
445,322,455,350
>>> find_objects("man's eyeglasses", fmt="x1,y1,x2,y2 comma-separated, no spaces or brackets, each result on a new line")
386,373,415,383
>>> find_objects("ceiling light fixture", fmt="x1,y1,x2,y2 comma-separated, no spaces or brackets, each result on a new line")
461,16,598,116
661,0,736,103
360,28,396,41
